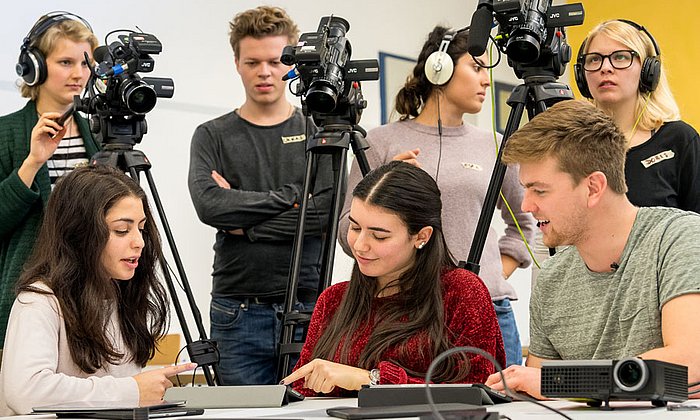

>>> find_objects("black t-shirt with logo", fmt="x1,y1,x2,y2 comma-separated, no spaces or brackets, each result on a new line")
625,120,700,213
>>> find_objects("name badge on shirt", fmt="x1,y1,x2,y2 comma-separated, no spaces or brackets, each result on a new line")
281,134,306,144
641,150,675,168
461,162,483,171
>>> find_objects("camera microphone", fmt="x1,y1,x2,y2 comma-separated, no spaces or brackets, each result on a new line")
467,4,493,57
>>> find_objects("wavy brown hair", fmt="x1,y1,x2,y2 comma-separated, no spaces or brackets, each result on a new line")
17,165,168,373
310,161,470,382
395,26,471,120
228,6,299,59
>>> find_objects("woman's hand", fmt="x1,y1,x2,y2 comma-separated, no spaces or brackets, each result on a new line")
133,363,197,406
281,359,371,394
392,148,421,167
29,112,66,165
18,112,67,187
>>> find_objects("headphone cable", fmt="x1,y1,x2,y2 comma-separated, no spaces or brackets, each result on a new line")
628,92,652,146
435,90,443,182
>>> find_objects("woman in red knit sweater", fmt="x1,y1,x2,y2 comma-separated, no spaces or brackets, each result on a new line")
282,161,505,396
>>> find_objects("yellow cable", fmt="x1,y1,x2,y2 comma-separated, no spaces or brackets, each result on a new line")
628,92,652,142
487,41,541,270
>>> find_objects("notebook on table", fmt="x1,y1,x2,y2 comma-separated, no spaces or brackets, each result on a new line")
32,400,204,419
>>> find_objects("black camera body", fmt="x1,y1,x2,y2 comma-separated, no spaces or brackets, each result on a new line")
94,32,174,115
77,31,174,146
477,0,584,79
541,358,688,408
281,16,379,115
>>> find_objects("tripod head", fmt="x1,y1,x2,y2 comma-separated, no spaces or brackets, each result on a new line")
306,81,367,129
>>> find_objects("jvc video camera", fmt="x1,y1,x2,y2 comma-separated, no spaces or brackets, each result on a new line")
280,16,378,114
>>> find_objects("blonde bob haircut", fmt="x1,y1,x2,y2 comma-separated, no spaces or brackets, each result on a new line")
20,18,98,101
582,20,680,131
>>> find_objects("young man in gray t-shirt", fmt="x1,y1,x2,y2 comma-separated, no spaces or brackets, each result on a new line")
484,100,700,399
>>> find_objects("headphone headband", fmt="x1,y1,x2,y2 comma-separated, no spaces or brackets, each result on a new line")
615,19,660,57
23,11,93,48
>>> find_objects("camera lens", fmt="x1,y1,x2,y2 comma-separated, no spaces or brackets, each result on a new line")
306,82,338,113
121,79,157,114
613,358,649,392
506,33,541,64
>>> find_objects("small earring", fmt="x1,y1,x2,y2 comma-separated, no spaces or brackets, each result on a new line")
417,241,426,250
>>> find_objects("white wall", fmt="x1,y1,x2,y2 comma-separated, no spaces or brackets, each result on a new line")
0,0,572,350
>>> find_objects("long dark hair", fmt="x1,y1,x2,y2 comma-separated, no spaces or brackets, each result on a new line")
17,165,168,373
395,26,471,120
311,161,469,382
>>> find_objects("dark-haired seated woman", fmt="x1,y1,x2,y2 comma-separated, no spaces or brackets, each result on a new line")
0,166,195,415
282,161,505,396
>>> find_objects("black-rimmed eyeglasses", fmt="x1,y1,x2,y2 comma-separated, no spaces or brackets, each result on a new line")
582,50,639,71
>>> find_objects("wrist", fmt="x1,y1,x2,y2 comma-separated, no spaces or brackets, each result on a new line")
18,157,43,188
22,155,43,171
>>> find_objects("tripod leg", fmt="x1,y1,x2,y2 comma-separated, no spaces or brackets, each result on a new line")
463,86,528,274
276,147,349,382
277,151,317,381
349,131,372,177
141,169,221,385
318,149,347,291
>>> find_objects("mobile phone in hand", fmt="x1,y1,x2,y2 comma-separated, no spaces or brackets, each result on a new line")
56,106,75,126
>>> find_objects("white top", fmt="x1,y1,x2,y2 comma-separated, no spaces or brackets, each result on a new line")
0,282,140,415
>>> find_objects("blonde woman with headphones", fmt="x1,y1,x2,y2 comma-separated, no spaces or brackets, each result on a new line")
338,26,536,368
0,12,101,348
575,19,700,212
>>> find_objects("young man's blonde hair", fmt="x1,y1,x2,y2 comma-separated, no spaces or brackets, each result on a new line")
20,18,98,101
502,100,628,195
228,6,299,59
581,20,680,131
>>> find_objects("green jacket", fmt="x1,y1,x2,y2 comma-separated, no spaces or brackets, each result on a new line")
0,101,100,347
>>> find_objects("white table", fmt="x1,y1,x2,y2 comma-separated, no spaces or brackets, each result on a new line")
18,397,700,419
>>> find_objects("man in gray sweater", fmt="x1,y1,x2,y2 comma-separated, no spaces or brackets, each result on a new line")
485,100,700,399
187,6,332,385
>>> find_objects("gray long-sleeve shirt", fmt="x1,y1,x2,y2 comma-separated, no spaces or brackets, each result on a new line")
188,108,333,298
338,119,535,301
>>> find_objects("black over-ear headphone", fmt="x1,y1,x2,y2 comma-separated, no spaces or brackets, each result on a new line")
16,11,93,86
424,30,457,86
574,19,661,99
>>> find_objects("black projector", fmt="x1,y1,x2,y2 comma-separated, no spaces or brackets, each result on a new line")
541,358,688,408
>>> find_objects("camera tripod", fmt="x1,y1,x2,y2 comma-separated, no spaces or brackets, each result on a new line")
461,75,572,274
276,117,371,382
91,144,222,386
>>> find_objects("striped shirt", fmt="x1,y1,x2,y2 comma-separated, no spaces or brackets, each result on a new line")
47,135,89,186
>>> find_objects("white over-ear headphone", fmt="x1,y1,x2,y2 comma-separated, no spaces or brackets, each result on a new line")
424,31,455,86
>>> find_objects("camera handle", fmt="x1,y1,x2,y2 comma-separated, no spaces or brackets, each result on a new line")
461,76,573,274
91,146,222,386
276,122,371,382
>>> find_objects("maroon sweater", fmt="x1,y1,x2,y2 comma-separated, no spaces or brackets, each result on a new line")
292,268,506,396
